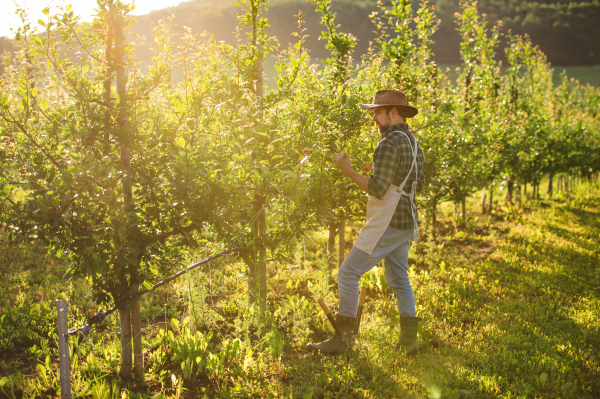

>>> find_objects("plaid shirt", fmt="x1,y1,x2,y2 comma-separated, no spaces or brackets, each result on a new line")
367,123,425,230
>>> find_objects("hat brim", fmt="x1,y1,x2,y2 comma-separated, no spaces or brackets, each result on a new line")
358,103,418,118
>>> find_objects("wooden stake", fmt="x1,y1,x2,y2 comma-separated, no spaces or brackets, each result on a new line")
56,300,71,399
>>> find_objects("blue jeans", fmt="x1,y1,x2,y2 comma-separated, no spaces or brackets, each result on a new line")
337,226,416,318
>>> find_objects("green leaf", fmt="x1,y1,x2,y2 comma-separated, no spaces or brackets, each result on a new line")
142,281,153,290
176,138,185,148
171,318,180,331
42,7,49,15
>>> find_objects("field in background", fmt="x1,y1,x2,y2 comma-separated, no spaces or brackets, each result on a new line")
246,61,600,90
436,64,600,89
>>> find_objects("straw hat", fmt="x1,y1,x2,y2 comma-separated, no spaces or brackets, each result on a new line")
359,89,418,118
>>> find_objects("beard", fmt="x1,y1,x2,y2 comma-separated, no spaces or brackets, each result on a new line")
376,121,390,133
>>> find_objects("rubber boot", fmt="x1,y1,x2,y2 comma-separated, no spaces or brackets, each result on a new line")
396,316,422,356
306,314,356,355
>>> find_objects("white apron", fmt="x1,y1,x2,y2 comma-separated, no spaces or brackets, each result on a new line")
353,131,420,255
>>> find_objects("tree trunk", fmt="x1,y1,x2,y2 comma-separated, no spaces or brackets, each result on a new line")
547,172,554,198
119,308,132,379
103,20,113,154
506,179,514,205
461,197,466,225
489,187,493,214
115,12,138,380
132,286,143,377
248,253,256,304
431,200,437,228
258,199,267,301
327,223,337,269
338,213,345,267
248,195,266,304
252,6,266,302
481,190,487,214
454,202,459,227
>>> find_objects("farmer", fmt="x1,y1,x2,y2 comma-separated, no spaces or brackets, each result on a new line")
306,89,425,355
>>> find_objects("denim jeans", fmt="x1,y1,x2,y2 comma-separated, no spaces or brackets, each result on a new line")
337,226,416,318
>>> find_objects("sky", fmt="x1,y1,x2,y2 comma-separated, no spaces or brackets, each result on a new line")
0,0,190,38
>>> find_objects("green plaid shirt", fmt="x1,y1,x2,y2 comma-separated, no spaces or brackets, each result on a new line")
367,123,425,230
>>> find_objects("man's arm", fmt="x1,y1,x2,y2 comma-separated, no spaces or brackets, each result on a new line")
335,153,369,192
367,138,399,199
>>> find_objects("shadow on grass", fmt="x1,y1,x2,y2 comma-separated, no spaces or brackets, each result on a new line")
408,195,600,398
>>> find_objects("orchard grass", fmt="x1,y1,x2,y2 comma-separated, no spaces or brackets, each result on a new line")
1,183,599,398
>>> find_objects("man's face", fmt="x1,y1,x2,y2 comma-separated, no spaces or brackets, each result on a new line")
371,107,391,133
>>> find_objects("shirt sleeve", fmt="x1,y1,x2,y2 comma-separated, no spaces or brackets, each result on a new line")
368,138,399,199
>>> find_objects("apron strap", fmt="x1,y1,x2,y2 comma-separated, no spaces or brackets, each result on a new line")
390,130,418,193
391,130,420,241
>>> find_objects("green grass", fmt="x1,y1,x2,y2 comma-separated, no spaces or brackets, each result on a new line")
1,182,599,398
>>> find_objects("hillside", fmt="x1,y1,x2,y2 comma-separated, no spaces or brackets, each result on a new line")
1,0,598,68
128,0,600,66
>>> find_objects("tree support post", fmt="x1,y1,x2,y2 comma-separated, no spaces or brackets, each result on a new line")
56,299,71,399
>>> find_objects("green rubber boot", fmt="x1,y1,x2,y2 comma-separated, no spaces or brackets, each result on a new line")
397,316,422,356
306,314,356,355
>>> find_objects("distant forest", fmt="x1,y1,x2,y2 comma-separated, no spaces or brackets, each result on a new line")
1,0,599,66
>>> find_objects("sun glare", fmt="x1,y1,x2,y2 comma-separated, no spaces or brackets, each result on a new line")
0,0,189,38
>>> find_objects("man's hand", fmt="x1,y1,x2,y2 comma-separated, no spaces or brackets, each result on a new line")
335,152,353,175
334,152,370,193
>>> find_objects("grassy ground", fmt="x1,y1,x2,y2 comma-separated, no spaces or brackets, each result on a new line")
1,181,599,398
